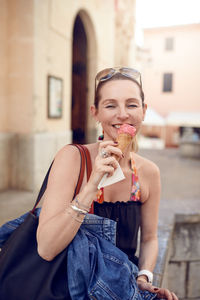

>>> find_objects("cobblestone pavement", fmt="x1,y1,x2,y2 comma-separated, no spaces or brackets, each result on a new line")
0,148,200,226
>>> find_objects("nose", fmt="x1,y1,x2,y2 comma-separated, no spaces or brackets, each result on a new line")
117,106,129,120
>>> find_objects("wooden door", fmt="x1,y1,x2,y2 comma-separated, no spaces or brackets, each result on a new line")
72,15,87,144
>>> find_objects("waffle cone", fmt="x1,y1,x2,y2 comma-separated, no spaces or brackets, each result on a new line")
116,133,132,153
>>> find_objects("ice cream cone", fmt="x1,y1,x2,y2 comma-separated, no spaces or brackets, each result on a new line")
114,124,136,160
116,133,133,153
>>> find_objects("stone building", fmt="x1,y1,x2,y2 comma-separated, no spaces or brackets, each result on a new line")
138,23,200,148
0,0,137,191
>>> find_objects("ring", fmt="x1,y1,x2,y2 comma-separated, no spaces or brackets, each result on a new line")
100,149,109,158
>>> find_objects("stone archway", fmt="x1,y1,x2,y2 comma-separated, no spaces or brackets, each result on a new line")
71,15,87,144
71,10,97,144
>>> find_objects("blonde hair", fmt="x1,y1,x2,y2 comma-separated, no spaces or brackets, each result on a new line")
131,136,138,153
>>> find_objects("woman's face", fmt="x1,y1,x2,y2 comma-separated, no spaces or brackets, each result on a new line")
91,79,146,141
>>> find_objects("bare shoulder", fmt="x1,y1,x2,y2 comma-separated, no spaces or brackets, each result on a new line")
134,152,160,178
54,144,81,162
38,145,84,224
82,142,99,162
47,144,83,190
51,143,99,181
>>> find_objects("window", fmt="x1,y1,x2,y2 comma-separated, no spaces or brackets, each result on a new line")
165,37,174,51
163,73,173,92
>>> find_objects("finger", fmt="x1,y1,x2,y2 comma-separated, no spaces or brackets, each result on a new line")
99,145,123,159
157,288,173,300
172,292,179,300
94,162,115,175
146,285,160,294
104,145,122,157
103,165,115,177
98,140,117,149
137,280,155,293
137,281,159,293
96,157,118,173
101,157,119,169
150,286,160,294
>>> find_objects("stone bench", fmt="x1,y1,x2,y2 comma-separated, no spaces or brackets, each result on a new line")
154,213,200,300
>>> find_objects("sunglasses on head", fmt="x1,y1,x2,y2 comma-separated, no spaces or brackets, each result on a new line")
95,67,142,90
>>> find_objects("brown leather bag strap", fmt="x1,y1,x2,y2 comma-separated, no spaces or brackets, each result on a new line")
78,144,94,214
72,144,86,198
78,145,92,180
31,144,86,212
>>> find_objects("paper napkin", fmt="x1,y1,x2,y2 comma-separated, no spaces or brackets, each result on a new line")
97,162,125,189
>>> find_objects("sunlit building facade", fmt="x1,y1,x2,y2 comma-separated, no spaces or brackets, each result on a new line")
139,23,200,147
0,0,137,191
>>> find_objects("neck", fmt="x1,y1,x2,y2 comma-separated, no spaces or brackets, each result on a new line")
119,147,133,170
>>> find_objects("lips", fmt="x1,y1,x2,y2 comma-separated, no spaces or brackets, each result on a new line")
112,124,134,129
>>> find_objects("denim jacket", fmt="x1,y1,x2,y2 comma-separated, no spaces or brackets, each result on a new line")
0,210,157,300
0,210,34,248
67,213,157,300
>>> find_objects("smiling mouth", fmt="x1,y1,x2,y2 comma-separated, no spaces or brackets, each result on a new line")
112,124,134,129
112,125,121,129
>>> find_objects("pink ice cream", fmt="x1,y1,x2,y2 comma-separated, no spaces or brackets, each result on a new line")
115,124,136,156
117,124,136,137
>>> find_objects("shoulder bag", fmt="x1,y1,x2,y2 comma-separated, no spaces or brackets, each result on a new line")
0,144,92,300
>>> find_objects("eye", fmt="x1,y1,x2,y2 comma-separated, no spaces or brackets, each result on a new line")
127,104,137,108
105,105,116,108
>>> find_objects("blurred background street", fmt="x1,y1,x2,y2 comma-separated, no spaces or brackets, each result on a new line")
139,148,200,225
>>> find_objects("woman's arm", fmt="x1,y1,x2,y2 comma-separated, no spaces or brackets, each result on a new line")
36,145,97,261
37,142,122,261
136,161,179,299
138,162,161,274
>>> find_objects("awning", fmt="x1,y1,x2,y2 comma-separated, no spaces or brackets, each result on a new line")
143,107,166,126
166,112,200,127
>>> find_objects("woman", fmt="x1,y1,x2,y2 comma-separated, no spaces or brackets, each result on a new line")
37,67,178,300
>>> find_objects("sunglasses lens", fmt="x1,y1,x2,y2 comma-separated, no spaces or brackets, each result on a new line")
96,68,115,82
120,67,140,80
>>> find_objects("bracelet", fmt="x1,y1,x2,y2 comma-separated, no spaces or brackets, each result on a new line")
137,270,153,284
67,210,84,223
73,197,90,212
70,204,88,215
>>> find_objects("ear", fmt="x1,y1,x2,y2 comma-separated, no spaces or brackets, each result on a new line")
90,105,99,121
142,103,147,121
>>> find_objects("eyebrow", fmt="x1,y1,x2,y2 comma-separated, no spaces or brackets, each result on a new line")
126,98,140,102
101,99,116,104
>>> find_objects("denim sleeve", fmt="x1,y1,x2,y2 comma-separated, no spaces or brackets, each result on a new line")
0,208,41,248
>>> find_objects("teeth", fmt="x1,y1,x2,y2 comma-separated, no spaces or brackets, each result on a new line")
114,125,121,128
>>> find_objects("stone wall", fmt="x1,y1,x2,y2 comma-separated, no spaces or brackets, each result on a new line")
166,214,200,300
9,132,70,191
0,0,137,191
0,134,14,190
115,0,136,66
167,214,200,299
153,214,200,300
